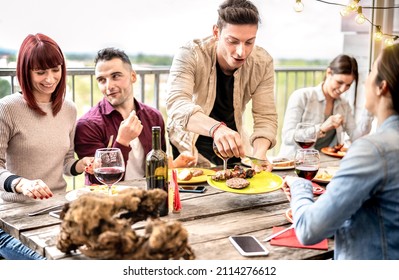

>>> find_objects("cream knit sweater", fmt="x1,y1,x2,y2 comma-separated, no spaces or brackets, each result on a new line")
0,93,78,202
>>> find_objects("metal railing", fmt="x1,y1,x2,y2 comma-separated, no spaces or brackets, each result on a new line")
0,65,325,188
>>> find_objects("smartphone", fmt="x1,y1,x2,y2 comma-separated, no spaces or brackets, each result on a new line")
229,235,269,257
179,185,207,193
49,209,62,219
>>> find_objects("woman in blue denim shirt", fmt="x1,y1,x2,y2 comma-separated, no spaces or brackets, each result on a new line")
284,43,399,259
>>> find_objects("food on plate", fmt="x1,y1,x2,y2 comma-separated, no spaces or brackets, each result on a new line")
272,157,294,168
211,165,255,182
314,169,334,181
226,177,250,189
191,169,204,177
177,168,205,181
325,144,346,154
177,169,193,181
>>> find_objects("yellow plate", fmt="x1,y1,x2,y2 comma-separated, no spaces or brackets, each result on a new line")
171,168,216,185
207,171,283,194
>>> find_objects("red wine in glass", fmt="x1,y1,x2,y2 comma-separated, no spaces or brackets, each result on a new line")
295,166,319,180
295,140,316,149
93,148,125,195
294,148,320,181
294,123,317,149
94,167,124,186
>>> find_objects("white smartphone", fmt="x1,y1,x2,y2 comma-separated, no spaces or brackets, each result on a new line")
229,235,269,257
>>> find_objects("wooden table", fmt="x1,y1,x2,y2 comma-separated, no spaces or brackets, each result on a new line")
0,153,340,260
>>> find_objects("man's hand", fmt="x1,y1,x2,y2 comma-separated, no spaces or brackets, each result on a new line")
116,110,143,146
213,125,245,159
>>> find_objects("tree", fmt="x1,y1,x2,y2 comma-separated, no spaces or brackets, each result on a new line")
0,79,11,98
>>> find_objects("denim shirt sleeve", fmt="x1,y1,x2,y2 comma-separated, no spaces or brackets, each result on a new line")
290,137,383,245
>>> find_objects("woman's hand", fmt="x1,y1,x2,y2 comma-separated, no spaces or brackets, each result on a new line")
16,178,53,200
78,157,94,174
282,175,303,201
321,113,344,132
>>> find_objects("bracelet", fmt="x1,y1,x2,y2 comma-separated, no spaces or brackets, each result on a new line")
211,122,226,138
208,123,220,137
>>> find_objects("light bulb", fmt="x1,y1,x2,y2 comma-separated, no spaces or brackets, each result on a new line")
293,0,304,12
384,37,395,46
340,6,351,17
355,7,365,24
374,26,383,41
349,0,360,11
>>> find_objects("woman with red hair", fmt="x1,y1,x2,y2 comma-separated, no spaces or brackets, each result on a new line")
0,33,92,259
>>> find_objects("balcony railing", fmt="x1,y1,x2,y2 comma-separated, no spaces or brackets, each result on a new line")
0,66,325,188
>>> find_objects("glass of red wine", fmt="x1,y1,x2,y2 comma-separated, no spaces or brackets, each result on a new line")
93,148,125,195
213,141,231,171
294,122,317,149
294,149,320,180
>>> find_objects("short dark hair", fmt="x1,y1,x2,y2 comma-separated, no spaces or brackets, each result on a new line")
16,33,66,116
217,0,260,30
94,47,132,67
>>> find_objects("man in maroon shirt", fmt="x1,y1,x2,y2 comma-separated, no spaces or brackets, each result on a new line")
75,48,194,184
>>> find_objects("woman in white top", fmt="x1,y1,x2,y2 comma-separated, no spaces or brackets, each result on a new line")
279,54,373,157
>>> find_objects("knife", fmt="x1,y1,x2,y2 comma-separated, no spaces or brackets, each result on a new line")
244,155,269,165
27,204,65,216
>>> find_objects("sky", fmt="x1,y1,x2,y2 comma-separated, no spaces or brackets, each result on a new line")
0,0,351,60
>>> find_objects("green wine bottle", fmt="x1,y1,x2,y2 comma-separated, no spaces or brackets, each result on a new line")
145,126,168,216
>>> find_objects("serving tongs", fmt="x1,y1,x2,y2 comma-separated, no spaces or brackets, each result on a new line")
27,204,65,216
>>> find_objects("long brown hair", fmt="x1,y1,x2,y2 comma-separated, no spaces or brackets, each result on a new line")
325,54,359,106
16,33,67,116
375,43,399,114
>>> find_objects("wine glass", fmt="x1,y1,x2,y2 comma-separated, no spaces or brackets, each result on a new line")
294,123,317,149
93,148,125,195
213,141,231,171
294,149,320,180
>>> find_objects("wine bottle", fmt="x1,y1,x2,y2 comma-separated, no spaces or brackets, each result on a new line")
146,126,168,216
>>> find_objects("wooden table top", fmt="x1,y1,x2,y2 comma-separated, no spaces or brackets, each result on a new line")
0,153,340,260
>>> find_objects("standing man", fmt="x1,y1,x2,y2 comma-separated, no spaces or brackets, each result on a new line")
75,48,194,184
166,0,277,170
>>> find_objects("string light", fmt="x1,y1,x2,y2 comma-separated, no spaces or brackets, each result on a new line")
384,36,398,47
340,6,351,16
374,26,383,41
293,0,304,12
355,6,366,24
297,0,399,46
348,0,360,11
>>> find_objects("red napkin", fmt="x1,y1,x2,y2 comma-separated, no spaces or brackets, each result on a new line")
270,226,328,250
170,170,182,213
